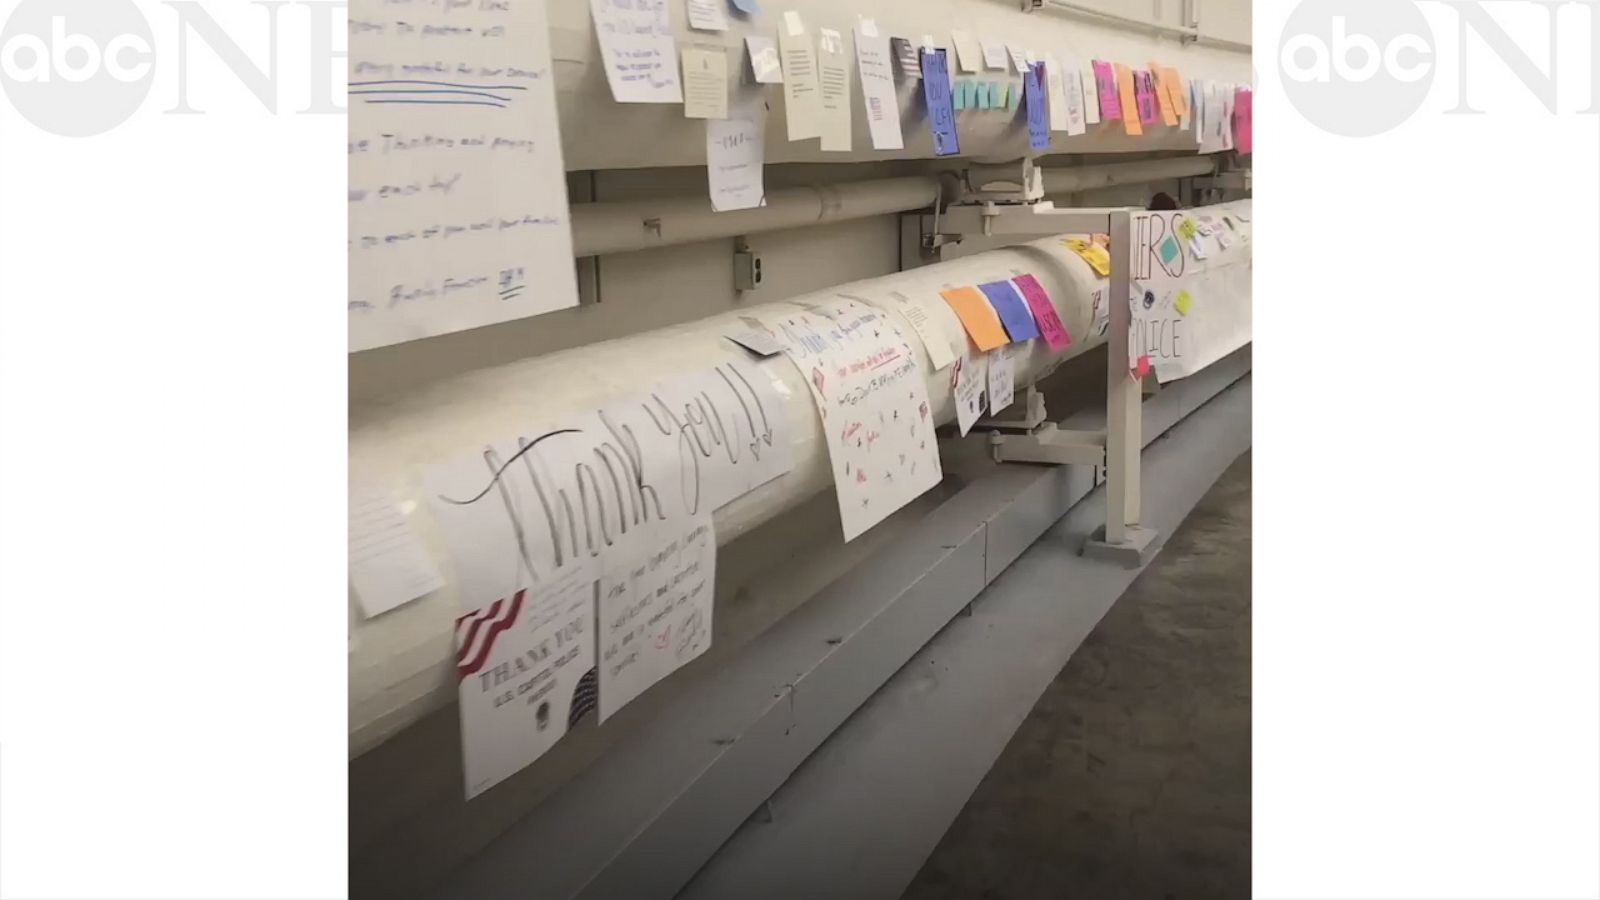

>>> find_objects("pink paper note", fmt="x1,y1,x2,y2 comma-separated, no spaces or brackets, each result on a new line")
1092,60,1120,120
1011,274,1071,352
1233,87,1253,154
1134,70,1158,125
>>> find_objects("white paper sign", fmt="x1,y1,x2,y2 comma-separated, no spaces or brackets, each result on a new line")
1006,44,1028,73
951,343,985,437
589,0,683,103
456,562,597,799
817,27,852,152
1130,211,1193,382
778,18,822,140
763,298,943,541
1044,54,1069,131
981,39,1009,70
1062,61,1087,136
349,484,445,618
348,0,580,352
598,515,715,720
1081,61,1100,124
686,0,728,31
745,36,784,83
950,30,983,73
986,346,1015,413
853,21,904,151
707,92,767,211
682,46,729,119
427,360,792,610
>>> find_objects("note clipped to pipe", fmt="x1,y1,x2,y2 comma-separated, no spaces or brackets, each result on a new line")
940,285,1009,351
977,280,1040,343
1011,274,1072,352
1115,63,1141,135
1092,60,1120,120
920,48,960,156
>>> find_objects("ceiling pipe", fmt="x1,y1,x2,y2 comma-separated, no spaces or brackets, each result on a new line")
571,156,1226,258
1038,0,1253,53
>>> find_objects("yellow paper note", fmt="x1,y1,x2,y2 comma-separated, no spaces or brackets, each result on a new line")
940,286,1010,351
1115,64,1141,136
1064,238,1111,278
1174,289,1193,317
1176,217,1198,241
1149,63,1178,126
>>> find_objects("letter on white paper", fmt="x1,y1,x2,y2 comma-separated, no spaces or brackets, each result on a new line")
986,345,1015,413
745,35,784,83
860,289,960,371
951,342,985,437
779,12,822,139
854,20,904,151
682,46,729,119
348,0,580,352
707,91,767,211
589,0,683,104
817,27,852,152
598,515,715,720
349,484,445,618
456,562,597,798
762,298,943,541
686,0,728,31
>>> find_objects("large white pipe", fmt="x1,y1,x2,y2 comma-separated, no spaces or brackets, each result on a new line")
572,158,1222,258
349,200,1253,755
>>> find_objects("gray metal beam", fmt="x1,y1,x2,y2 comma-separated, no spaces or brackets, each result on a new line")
680,373,1253,900
434,347,1253,900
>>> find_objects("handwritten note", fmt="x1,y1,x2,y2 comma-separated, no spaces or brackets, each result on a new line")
1129,211,1191,382
1012,274,1071,352
865,289,962,371
598,515,715,720
1135,70,1159,125
981,39,1009,70
1233,87,1253,154
951,343,985,437
707,91,766,211
686,0,728,31
349,484,445,618
682,46,728,119
950,30,983,73
779,13,821,140
920,49,959,156
1062,59,1088,136
745,36,783,83
853,21,903,151
1081,61,1100,124
817,27,852,151
977,280,1040,343
1044,54,1069,132
426,359,792,611
986,346,1015,414
589,0,683,103
456,562,596,799
1150,65,1177,126
1093,60,1120,120
1006,44,1028,74
348,0,580,352
1024,64,1049,151
1115,63,1141,135
1063,238,1111,277
940,286,1009,351
763,298,943,542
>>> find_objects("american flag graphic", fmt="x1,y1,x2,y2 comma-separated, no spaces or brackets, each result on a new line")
454,590,526,681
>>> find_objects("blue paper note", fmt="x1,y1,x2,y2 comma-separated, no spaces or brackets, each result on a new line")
1024,63,1049,151
977,81,993,109
953,79,968,110
1007,79,1021,110
1159,235,1180,264
978,280,1041,342
729,0,759,13
921,49,960,157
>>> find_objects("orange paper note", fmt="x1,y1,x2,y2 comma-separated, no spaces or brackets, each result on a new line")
1164,66,1189,117
940,286,1010,351
1114,64,1141,136
1149,64,1178,126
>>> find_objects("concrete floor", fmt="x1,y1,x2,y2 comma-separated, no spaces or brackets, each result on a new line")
902,452,1252,900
